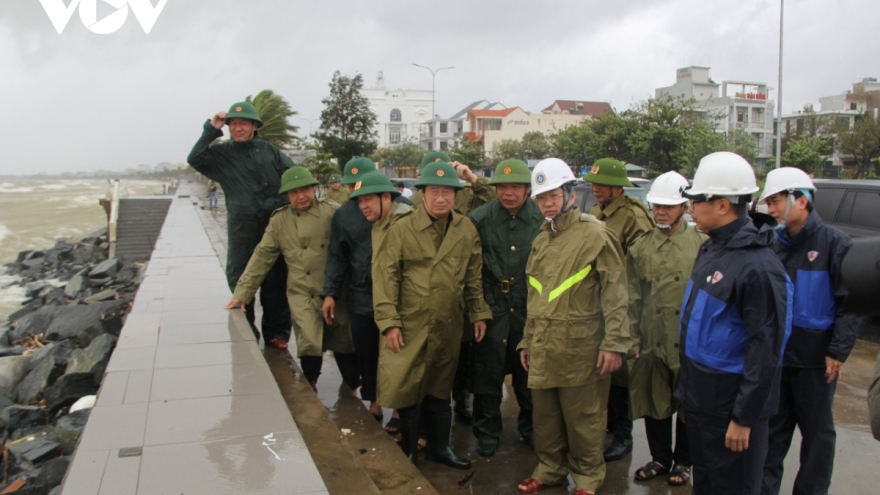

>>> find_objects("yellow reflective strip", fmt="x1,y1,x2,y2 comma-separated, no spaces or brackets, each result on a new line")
528,276,543,295
548,265,592,302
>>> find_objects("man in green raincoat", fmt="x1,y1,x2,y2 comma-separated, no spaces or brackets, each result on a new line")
627,172,705,486
188,102,291,349
323,173,350,204
585,158,654,462
226,167,355,389
372,161,492,469
468,159,543,457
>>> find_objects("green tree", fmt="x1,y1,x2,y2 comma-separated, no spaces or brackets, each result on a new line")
782,134,830,175
245,89,300,149
550,123,599,168
301,142,339,181
317,71,379,165
520,131,552,160
491,138,525,162
373,142,424,176
836,114,880,179
449,140,486,170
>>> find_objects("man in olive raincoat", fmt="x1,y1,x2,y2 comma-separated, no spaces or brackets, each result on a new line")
188,102,291,349
585,158,654,462
323,173,350,204
627,172,706,486
517,158,630,495
411,150,496,422
468,159,543,457
372,161,492,469
226,167,355,389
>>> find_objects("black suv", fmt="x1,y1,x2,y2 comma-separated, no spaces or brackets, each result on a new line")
812,180,880,238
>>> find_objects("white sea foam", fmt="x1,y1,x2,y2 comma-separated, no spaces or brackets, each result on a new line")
39,183,69,191
0,224,8,243
0,186,35,193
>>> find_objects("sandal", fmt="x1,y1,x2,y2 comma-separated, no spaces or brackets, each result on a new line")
667,464,691,486
517,478,545,494
384,417,402,443
634,461,669,482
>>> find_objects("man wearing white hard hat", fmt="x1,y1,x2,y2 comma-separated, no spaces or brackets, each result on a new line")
676,152,792,494
515,158,631,495
627,172,706,486
758,168,854,495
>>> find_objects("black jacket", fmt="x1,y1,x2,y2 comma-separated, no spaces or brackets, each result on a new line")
773,210,855,367
676,215,792,426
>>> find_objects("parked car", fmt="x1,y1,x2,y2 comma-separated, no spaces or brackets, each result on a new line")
812,179,880,238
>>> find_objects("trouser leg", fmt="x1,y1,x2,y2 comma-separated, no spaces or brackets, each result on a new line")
300,355,323,384
530,387,571,487
673,414,691,466
762,367,797,495
791,367,837,495
609,384,633,441
453,340,473,422
644,416,674,467
258,257,291,342
349,313,379,402
398,402,420,463
333,351,360,391
510,343,533,446
688,409,769,495
472,393,502,446
423,395,471,469
562,380,611,493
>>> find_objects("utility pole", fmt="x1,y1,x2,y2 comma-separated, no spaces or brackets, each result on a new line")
413,64,455,143
775,0,784,169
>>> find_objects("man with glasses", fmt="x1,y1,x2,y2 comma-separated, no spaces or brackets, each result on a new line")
677,152,791,494
188,102,292,349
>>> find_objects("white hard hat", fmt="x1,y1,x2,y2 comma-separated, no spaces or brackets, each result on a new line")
758,167,816,204
682,151,759,201
646,172,689,205
531,158,576,197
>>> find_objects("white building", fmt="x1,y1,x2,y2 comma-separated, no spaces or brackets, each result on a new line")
360,72,432,148
656,66,775,169
420,100,507,152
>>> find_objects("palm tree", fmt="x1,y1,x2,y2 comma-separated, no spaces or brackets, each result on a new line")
245,90,299,149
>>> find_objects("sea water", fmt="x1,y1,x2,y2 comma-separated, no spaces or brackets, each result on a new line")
0,179,167,320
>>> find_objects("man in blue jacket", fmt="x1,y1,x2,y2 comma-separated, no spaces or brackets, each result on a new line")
758,168,854,495
677,152,792,494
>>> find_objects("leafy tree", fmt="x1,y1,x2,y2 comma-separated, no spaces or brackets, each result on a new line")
491,139,525,162
301,142,338,181
836,114,880,179
449,140,486,170
245,89,299,149
550,123,599,169
373,142,424,176
782,134,830,175
317,71,378,165
520,131,552,160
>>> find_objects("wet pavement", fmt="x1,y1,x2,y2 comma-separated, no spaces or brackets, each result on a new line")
201,195,880,494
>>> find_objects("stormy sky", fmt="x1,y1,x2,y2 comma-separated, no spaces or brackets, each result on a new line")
0,0,876,174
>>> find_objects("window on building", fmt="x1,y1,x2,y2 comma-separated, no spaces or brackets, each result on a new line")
737,109,746,123
389,125,401,144
440,122,448,133
390,109,402,122
850,102,858,111
440,141,448,151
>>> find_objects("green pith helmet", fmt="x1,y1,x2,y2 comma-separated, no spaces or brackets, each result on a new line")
341,157,377,185
420,151,452,171
328,174,342,184
489,159,532,185
349,171,401,200
583,158,633,187
225,102,263,128
415,162,463,190
279,166,319,194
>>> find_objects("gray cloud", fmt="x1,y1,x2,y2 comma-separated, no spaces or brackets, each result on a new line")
0,0,877,174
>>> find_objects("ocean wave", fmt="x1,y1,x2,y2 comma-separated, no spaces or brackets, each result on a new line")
0,186,35,193
38,183,70,191
0,224,8,243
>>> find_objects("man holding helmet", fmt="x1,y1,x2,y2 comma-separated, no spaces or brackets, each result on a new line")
758,167,854,495
468,159,544,457
188,102,292,349
372,161,492,469
677,152,791,494
627,172,706,486
584,158,653,461
516,158,630,495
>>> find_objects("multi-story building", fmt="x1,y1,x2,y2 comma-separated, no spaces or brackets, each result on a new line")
360,72,432,148
656,66,775,169
419,100,507,151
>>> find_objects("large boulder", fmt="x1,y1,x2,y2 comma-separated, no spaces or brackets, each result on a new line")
88,258,119,280
65,334,116,382
15,357,65,404
55,410,89,452
0,355,33,391
62,275,87,299
29,341,74,372
42,374,97,413
35,456,70,487
1,405,44,431
8,433,61,465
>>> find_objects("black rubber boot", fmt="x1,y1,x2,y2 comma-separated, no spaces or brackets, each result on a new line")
424,410,472,470
398,407,420,465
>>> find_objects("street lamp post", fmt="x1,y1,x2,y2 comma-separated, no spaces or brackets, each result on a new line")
775,0,784,169
412,63,455,143
298,118,320,141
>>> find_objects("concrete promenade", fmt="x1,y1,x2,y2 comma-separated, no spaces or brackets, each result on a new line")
61,185,329,495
